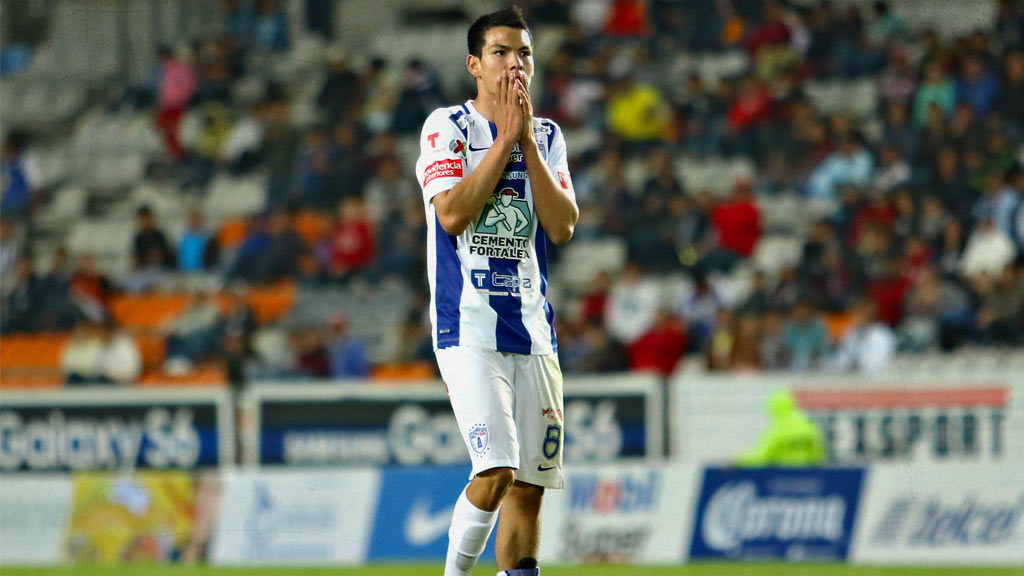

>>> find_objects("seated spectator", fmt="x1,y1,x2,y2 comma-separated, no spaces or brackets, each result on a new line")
2,257,45,333
782,300,829,372
1,132,38,218
998,49,1024,132
681,273,724,352
295,126,337,208
605,262,660,345
323,196,375,284
154,46,197,163
95,320,142,384
628,308,687,378
874,143,912,192
163,288,223,374
69,254,114,321
318,47,361,126
60,320,105,384
974,264,1024,346
830,297,896,374
807,132,874,199
605,72,671,145
913,59,955,127
133,206,176,270
253,0,290,53
900,264,972,351
390,59,445,134
178,209,220,272
700,180,762,273
960,217,1017,281
290,326,329,378
956,55,1000,117
325,315,370,379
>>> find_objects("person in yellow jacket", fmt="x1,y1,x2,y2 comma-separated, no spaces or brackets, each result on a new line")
736,389,827,466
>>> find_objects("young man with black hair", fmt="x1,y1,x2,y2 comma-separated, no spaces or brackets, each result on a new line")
414,7,578,576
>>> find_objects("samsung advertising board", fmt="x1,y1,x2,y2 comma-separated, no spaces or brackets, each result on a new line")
689,467,865,562
0,389,233,472
249,375,662,466
853,462,1024,565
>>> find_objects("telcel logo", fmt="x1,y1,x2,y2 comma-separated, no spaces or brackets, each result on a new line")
875,495,1024,546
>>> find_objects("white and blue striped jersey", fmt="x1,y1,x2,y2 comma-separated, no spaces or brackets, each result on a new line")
416,101,575,355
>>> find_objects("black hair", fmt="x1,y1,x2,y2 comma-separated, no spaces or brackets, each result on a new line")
467,6,531,57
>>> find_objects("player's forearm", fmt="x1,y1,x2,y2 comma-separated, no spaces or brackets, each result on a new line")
433,137,518,235
522,140,577,244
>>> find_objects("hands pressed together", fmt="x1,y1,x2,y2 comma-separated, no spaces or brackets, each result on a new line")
494,70,534,148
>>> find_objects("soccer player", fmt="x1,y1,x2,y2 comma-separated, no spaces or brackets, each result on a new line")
414,7,578,576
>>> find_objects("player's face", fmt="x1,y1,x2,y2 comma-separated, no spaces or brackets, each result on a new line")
471,26,534,96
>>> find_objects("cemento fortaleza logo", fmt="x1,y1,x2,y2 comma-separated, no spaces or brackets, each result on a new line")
470,187,531,259
0,408,201,471
702,481,846,554
871,494,1024,547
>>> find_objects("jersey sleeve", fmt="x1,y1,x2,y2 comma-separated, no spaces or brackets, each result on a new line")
543,120,577,205
415,108,467,204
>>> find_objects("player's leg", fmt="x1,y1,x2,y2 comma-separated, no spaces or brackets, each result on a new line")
494,480,544,573
437,347,520,576
495,353,565,574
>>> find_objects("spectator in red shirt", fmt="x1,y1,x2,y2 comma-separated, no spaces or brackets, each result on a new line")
325,196,375,283
155,46,197,163
867,256,912,327
603,0,648,37
700,180,762,273
745,0,791,59
628,309,687,377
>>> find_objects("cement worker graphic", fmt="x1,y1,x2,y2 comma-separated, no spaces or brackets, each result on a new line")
483,187,529,237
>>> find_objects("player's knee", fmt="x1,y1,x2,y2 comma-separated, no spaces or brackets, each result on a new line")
473,467,517,506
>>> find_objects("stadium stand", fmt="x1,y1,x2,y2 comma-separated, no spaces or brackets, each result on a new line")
1,0,1022,390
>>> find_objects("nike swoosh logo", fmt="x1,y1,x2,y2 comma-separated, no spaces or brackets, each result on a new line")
537,464,556,472
468,144,490,152
404,498,454,546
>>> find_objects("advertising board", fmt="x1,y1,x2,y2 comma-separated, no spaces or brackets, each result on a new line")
853,462,1024,565
0,388,233,471
211,469,379,565
538,463,698,564
689,467,864,561
0,475,72,564
249,375,662,466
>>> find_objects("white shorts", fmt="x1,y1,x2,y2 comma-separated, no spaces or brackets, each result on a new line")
436,346,565,489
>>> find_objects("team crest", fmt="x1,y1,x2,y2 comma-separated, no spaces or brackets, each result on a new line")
468,424,489,455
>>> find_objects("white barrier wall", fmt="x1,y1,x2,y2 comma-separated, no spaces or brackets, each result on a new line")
671,371,1023,465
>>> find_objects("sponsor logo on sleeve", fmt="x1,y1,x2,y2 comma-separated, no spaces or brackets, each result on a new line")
557,171,571,190
448,139,466,158
423,159,463,187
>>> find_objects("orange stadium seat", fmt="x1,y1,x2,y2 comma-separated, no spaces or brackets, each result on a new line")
246,282,295,324
824,311,856,343
293,210,329,247
0,334,69,389
110,294,190,331
217,217,249,249
371,361,436,381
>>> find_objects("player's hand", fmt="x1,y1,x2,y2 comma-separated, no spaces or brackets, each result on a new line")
515,70,534,145
495,70,523,150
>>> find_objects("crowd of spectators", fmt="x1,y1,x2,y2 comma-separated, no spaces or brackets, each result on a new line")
2,0,1024,385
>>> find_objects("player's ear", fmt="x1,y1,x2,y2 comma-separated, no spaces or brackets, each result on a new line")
466,54,480,79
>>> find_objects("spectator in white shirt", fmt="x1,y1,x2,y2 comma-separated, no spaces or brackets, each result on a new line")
831,298,896,375
605,262,661,344
960,217,1017,281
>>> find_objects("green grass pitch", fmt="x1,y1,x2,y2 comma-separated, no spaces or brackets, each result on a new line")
3,565,1022,576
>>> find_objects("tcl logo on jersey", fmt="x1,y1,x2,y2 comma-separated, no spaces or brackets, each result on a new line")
423,159,463,186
